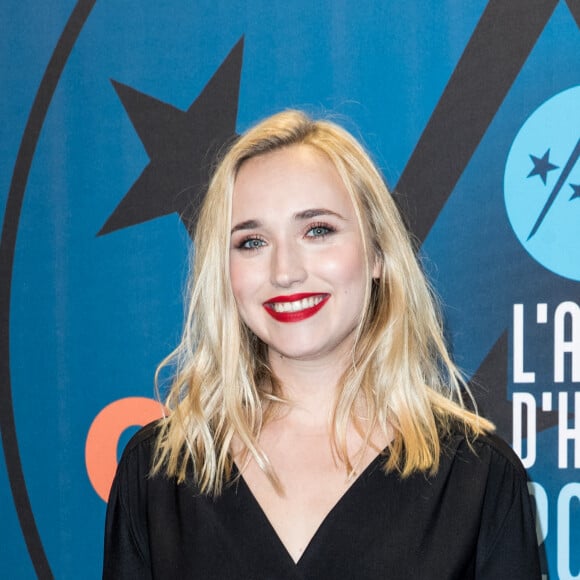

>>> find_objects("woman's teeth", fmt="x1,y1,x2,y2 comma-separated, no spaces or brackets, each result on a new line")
269,296,325,313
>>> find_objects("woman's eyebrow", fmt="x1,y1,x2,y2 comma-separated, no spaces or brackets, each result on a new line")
230,209,346,234
294,208,346,220
231,219,261,234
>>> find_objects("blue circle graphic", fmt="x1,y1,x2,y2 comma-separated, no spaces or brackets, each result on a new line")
504,85,580,281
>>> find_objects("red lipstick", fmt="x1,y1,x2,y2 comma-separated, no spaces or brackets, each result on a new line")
263,293,330,323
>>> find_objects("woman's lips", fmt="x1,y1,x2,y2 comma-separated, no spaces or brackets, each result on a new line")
263,293,330,322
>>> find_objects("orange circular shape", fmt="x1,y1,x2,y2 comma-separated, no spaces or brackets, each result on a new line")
85,397,164,502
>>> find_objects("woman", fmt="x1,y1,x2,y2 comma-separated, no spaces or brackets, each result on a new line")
103,110,541,579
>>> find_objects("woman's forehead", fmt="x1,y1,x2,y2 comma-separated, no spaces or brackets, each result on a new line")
232,145,354,213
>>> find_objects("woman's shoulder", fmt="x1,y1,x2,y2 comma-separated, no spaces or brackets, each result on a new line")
472,431,528,475
122,419,162,454
441,430,540,576
115,419,164,476
443,426,529,482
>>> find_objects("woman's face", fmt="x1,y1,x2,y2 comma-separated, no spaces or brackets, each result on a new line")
229,144,377,364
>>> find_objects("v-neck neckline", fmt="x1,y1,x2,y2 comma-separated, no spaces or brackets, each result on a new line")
232,447,389,568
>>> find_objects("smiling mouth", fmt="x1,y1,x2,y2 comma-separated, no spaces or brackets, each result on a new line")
263,293,330,322
268,295,326,312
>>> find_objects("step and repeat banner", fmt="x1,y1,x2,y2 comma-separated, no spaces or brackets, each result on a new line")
1,1,579,578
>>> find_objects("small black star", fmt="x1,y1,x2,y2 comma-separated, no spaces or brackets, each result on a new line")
98,37,244,239
527,149,559,185
570,183,580,201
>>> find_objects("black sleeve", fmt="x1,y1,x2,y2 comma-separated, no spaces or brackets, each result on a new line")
102,428,155,580
474,437,542,579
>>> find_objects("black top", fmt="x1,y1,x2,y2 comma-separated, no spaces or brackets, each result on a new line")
103,422,541,579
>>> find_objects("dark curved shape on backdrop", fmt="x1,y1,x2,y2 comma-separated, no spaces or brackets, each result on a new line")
0,1,97,578
396,0,559,244
565,0,580,27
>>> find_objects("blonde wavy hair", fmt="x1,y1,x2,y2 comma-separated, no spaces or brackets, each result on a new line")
153,109,493,494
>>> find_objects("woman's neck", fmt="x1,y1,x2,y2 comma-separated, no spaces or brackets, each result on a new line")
267,352,348,428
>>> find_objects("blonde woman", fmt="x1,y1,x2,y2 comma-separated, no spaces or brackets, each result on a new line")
103,110,540,579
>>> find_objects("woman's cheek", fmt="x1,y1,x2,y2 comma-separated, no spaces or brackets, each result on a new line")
317,245,365,284
229,259,261,317
229,260,246,305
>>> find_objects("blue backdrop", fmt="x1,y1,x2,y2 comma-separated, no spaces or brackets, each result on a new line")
1,1,579,578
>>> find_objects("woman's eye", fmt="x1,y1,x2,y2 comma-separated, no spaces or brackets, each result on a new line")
306,225,333,238
239,237,266,250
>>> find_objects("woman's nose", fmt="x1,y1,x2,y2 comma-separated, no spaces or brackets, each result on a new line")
270,240,307,288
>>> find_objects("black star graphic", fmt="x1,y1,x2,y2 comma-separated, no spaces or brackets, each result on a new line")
98,37,244,239
570,183,580,201
527,149,559,185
